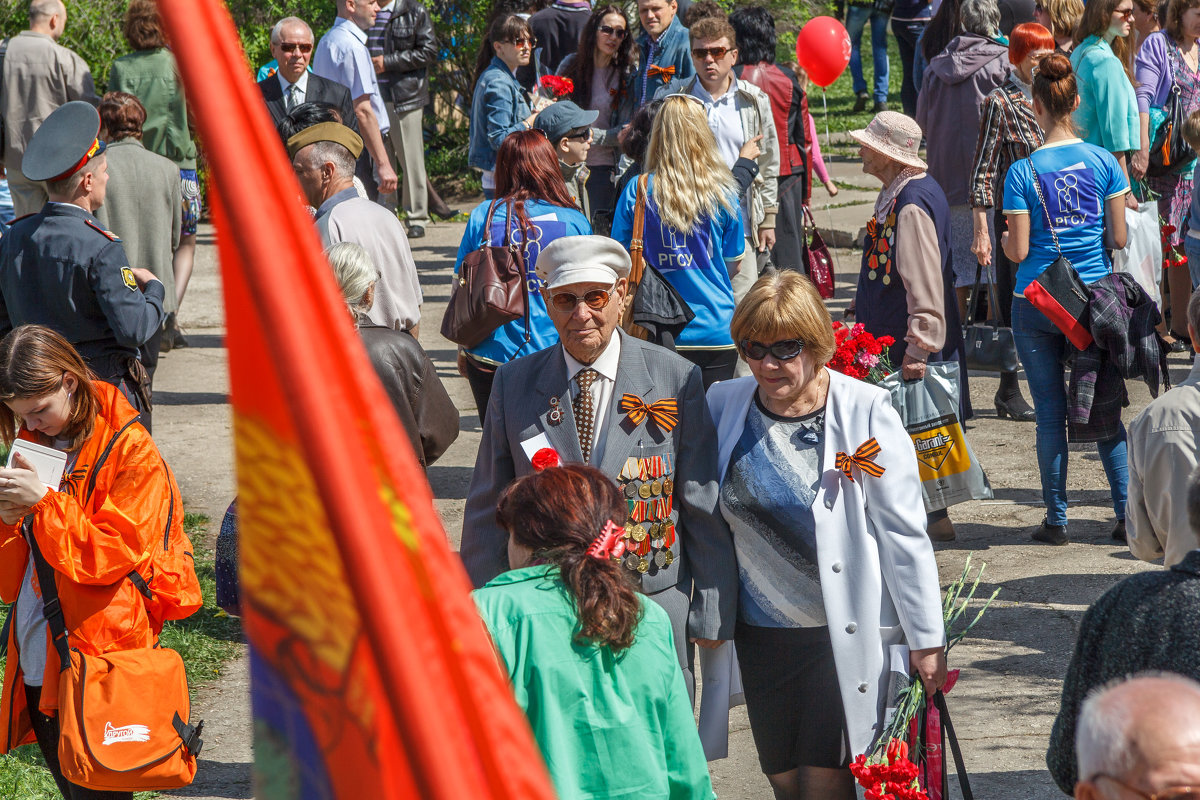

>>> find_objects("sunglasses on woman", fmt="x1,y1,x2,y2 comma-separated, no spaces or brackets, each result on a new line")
549,284,617,312
738,339,806,361
1114,6,1135,17
598,24,627,39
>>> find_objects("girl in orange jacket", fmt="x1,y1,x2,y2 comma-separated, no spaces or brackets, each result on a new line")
0,325,198,800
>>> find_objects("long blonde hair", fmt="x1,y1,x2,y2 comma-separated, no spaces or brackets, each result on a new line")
644,95,738,234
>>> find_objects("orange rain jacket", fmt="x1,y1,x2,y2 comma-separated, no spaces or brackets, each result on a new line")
0,382,188,753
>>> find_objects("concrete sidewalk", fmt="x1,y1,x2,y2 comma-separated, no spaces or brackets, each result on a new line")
155,192,1182,800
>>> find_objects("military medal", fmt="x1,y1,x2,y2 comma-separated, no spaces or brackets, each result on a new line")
663,549,674,566
654,550,667,568
637,557,649,573
663,477,674,495
629,523,647,542
651,479,662,496
620,458,639,480
623,553,640,571
548,397,563,425
624,483,638,498
639,483,653,499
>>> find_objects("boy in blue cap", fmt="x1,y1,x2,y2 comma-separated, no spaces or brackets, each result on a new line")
534,100,599,221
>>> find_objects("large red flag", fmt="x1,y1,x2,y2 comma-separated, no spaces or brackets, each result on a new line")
155,2,558,797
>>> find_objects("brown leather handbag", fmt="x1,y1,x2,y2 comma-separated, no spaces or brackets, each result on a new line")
441,200,529,348
620,175,651,339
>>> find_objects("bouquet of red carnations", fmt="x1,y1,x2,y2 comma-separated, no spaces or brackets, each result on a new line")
539,75,574,99
828,321,895,384
852,558,998,800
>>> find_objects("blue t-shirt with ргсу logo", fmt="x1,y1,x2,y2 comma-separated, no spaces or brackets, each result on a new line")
611,173,745,349
454,198,591,367
1002,138,1129,294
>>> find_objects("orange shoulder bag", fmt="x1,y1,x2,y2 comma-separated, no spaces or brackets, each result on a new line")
27,519,204,791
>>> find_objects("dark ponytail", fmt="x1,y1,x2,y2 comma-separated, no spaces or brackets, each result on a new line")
496,465,643,652
1032,53,1078,123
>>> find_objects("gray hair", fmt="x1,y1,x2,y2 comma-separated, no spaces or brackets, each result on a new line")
326,242,379,318
959,0,1001,37
304,140,356,181
270,16,312,45
1077,673,1200,782
29,0,63,23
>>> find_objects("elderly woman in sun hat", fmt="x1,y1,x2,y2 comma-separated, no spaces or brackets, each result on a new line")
847,110,968,541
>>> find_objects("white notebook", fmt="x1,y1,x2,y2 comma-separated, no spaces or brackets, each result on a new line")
7,439,68,490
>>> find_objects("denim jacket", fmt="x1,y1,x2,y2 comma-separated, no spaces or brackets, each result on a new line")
468,56,532,172
634,17,694,106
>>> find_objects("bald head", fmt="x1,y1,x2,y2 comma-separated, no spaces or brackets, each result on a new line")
269,16,312,45
29,0,66,38
1075,675,1200,798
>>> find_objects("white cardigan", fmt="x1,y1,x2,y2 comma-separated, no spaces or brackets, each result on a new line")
704,370,945,757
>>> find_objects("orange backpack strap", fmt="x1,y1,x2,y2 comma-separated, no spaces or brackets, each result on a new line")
629,173,648,289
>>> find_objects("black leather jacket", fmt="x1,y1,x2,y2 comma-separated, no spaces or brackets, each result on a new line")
358,323,459,468
381,0,438,113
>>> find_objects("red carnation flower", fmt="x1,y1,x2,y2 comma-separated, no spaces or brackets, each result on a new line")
539,75,574,98
531,447,561,471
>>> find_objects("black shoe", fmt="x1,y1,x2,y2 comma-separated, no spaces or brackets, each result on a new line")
408,224,426,239
1031,520,1069,546
1112,520,1127,542
873,100,888,113
1169,331,1191,352
1166,336,1189,353
995,394,1036,421
852,92,869,113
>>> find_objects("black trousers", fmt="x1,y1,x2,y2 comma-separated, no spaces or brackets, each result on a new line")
679,348,739,390
585,165,618,237
461,352,497,428
891,19,927,117
993,207,1018,327
24,684,133,800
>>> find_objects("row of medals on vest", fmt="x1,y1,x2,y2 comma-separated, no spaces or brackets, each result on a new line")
618,454,676,574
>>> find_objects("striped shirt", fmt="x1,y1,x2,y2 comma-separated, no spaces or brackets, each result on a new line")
969,77,1044,209
367,1,395,93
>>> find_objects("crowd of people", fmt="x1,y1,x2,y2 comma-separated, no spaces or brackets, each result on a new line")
3,0,1200,797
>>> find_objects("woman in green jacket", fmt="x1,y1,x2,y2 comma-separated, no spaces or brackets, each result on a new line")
474,460,714,800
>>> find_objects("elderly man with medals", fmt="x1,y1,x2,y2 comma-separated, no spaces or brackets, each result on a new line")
461,234,737,693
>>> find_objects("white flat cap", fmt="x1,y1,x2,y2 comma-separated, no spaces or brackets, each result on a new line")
536,235,631,290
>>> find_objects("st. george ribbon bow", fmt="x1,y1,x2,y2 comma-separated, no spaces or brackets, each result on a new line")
619,394,679,432
587,520,627,560
647,64,676,82
835,438,886,482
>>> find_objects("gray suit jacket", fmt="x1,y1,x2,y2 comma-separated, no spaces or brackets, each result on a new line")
461,331,738,640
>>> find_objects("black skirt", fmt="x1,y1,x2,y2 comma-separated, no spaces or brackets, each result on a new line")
734,623,850,774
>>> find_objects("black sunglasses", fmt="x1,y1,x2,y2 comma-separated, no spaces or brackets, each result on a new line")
598,24,627,38
738,338,806,361
280,42,313,54
549,284,617,312
692,45,732,60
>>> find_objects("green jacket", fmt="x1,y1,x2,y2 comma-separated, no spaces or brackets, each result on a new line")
108,48,197,170
474,566,715,800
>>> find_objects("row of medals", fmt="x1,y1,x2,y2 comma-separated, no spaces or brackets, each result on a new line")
618,455,676,574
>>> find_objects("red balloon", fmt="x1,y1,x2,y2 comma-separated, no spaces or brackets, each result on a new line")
795,16,851,89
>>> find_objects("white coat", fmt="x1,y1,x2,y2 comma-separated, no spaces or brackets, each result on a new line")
703,369,945,757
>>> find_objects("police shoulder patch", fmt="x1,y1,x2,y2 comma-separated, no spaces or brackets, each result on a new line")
84,219,121,242
121,267,137,291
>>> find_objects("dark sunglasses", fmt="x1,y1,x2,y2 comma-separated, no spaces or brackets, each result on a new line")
564,128,592,142
598,24,627,38
1115,6,1134,17
739,338,806,361
692,45,732,60
508,36,537,47
549,284,617,312
280,42,313,54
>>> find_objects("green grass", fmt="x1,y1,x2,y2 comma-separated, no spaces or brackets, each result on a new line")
0,511,242,798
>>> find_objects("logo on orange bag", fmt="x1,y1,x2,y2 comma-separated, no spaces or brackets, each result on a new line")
102,722,151,745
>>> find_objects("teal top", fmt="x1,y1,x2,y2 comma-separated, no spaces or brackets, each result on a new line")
108,48,197,169
1070,35,1140,154
473,566,715,800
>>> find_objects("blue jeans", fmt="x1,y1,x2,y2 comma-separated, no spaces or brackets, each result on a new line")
891,19,926,116
1011,297,1128,526
846,6,890,102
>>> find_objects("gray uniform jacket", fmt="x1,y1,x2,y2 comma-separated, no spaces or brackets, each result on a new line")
461,330,738,642
0,203,165,377
94,139,182,314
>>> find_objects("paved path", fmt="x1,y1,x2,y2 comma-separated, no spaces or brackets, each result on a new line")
156,159,1178,798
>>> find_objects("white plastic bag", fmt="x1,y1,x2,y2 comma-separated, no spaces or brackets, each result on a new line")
1112,203,1162,308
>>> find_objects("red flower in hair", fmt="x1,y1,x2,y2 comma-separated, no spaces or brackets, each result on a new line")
531,448,562,471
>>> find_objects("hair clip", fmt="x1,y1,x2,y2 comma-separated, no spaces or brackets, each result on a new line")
586,519,626,560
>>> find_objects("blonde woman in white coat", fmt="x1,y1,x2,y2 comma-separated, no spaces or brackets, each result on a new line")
705,271,946,800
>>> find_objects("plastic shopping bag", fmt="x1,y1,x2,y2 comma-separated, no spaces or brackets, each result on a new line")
879,362,993,512
1112,202,1162,308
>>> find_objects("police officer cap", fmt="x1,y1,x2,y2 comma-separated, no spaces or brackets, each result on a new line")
536,235,631,290
22,101,107,183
